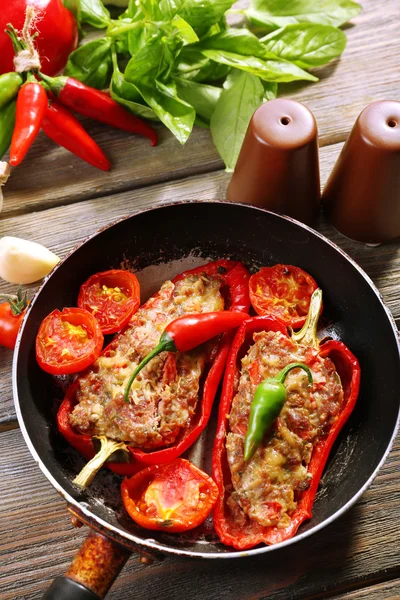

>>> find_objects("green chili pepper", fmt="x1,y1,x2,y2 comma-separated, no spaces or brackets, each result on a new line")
0,100,17,159
244,362,313,462
0,72,23,110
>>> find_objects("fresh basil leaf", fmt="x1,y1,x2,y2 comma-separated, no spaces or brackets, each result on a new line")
125,36,165,82
176,47,230,82
261,80,278,101
201,49,318,82
210,69,264,171
174,77,221,121
247,0,361,30
65,38,113,89
110,77,158,121
261,23,346,68
171,15,199,44
198,28,269,58
79,0,111,28
159,0,235,31
138,0,164,20
110,51,158,120
127,21,159,56
137,79,196,144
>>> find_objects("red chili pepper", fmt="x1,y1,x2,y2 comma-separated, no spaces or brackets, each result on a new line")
212,292,360,550
40,74,157,146
9,81,48,166
57,259,250,477
42,101,110,171
123,310,249,403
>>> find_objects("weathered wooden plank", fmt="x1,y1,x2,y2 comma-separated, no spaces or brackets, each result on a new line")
332,579,400,599
0,427,399,600
1,0,399,217
0,140,399,427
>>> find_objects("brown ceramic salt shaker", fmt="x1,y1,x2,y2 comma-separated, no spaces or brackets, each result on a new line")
323,100,400,243
226,98,320,225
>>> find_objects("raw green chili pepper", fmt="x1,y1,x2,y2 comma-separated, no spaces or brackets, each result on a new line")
0,100,17,159
0,72,23,110
244,362,313,461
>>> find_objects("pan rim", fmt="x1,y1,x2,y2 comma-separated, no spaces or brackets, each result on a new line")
12,199,400,558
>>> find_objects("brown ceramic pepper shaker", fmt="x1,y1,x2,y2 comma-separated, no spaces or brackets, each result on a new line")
226,98,320,226
323,100,400,243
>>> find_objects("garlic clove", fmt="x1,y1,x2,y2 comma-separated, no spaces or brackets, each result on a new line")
0,236,60,284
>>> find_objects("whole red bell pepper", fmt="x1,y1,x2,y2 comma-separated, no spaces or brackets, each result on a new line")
57,259,250,478
212,291,360,550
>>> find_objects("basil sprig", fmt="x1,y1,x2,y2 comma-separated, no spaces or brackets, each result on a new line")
66,0,361,168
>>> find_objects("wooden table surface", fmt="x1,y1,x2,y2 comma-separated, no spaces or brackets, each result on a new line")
1,1,400,599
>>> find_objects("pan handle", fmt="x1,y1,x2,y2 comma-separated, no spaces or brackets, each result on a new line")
42,530,131,599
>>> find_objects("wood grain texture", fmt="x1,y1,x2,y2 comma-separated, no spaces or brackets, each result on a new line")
1,0,399,218
0,141,399,426
0,427,399,600
332,579,400,599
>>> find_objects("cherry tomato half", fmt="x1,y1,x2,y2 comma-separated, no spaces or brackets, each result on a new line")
36,307,104,375
78,270,140,335
249,264,319,328
121,459,219,533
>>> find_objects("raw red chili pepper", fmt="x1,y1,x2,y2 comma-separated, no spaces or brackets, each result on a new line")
41,101,110,171
57,259,250,480
212,289,360,549
39,73,158,146
10,81,48,166
123,310,249,403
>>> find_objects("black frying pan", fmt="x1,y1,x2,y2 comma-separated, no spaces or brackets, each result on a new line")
12,201,400,599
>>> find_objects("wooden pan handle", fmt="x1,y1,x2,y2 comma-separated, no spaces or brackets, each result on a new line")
42,530,131,599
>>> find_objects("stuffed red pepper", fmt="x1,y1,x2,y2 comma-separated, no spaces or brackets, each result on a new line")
58,259,250,483
212,289,360,549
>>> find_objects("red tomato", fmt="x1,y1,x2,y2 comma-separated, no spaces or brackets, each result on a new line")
0,0,78,76
77,270,140,335
121,459,219,533
249,264,319,328
0,302,26,349
36,307,104,375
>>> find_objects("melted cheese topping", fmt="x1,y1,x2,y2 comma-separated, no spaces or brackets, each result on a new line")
226,330,344,529
70,274,224,449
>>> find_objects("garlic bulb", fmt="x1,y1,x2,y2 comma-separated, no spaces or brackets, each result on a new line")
0,236,60,284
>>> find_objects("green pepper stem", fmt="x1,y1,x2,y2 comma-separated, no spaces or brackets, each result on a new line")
291,288,323,348
276,362,313,386
72,436,128,489
124,332,176,403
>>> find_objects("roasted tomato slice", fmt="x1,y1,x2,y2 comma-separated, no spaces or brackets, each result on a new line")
121,459,219,533
249,264,319,328
36,307,104,375
78,269,140,335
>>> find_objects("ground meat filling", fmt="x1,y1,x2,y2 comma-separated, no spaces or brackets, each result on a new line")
226,330,344,529
69,273,224,449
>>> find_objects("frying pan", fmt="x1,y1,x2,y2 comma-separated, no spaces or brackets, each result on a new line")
12,201,400,599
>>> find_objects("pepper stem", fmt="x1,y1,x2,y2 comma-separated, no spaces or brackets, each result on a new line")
276,362,313,385
72,436,129,489
291,288,323,348
124,332,176,403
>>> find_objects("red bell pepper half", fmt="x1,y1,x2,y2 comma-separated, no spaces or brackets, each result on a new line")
212,312,361,550
57,259,250,477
